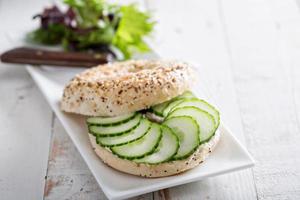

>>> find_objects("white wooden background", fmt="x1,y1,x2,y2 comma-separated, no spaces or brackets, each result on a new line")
1,0,300,199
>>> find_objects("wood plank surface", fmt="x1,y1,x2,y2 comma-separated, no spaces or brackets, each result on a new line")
0,37,53,199
0,0,55,199
44,116,104,200
219,0,300,199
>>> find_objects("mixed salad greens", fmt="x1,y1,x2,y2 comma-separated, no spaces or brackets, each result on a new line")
28,0,155,59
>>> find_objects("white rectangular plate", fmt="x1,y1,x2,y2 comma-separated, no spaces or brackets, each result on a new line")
26,65,254,200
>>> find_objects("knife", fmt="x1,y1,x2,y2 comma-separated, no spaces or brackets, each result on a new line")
0,47,115,67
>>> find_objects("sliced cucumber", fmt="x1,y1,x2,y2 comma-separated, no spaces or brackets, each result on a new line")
89,113,142,137
111,123,162,159
163,116,200,160
87,112,135,126
152,101,169,116
167,106,215,143
151,91,194,116
96,118,151,147
176,91,195,99
134,125,179,164
162,99,184,117
171,98,220,127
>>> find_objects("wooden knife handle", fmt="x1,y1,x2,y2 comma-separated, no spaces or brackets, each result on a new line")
0,47,115,67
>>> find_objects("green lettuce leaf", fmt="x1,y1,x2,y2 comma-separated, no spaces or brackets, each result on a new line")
112,4,155,59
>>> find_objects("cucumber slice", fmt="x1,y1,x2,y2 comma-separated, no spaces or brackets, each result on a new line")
152,101,169,116
176,91,195,99
89,114,142,136
134,125,179,164
163,116,200,160
151,91,194,116
87,112,135,126
167,106,215,143
162,99,184,117
111,123,162,159
171,98,220,127
96,118,151,147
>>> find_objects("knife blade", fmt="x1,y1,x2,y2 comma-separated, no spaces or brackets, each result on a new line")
0,47,115,67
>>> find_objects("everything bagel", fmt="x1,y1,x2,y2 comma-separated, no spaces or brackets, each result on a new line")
61,60,195,116
61,59,221,178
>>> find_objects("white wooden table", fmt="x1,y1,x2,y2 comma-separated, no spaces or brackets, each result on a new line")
1,0,300,199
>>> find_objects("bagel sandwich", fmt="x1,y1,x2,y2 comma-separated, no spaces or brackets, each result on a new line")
61,60,220,177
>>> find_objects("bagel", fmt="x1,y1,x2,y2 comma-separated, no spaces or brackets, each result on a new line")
89,130,220,177
61,60,195,116
61,59,221,178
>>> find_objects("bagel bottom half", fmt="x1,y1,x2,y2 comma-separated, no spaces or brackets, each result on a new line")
89,130,220,178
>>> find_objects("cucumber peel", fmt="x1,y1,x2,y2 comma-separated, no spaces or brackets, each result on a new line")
151,101,169,117
87,112,136,126
111,123,162,159
167,106,215,143
96,118,151,147
89,113,142,137
151,91,195,117
163,116,200,160
134,125,179,164
172,98,220,128
162,99,184,117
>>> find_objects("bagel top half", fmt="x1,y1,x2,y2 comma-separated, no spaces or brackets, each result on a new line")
61,60,195,116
